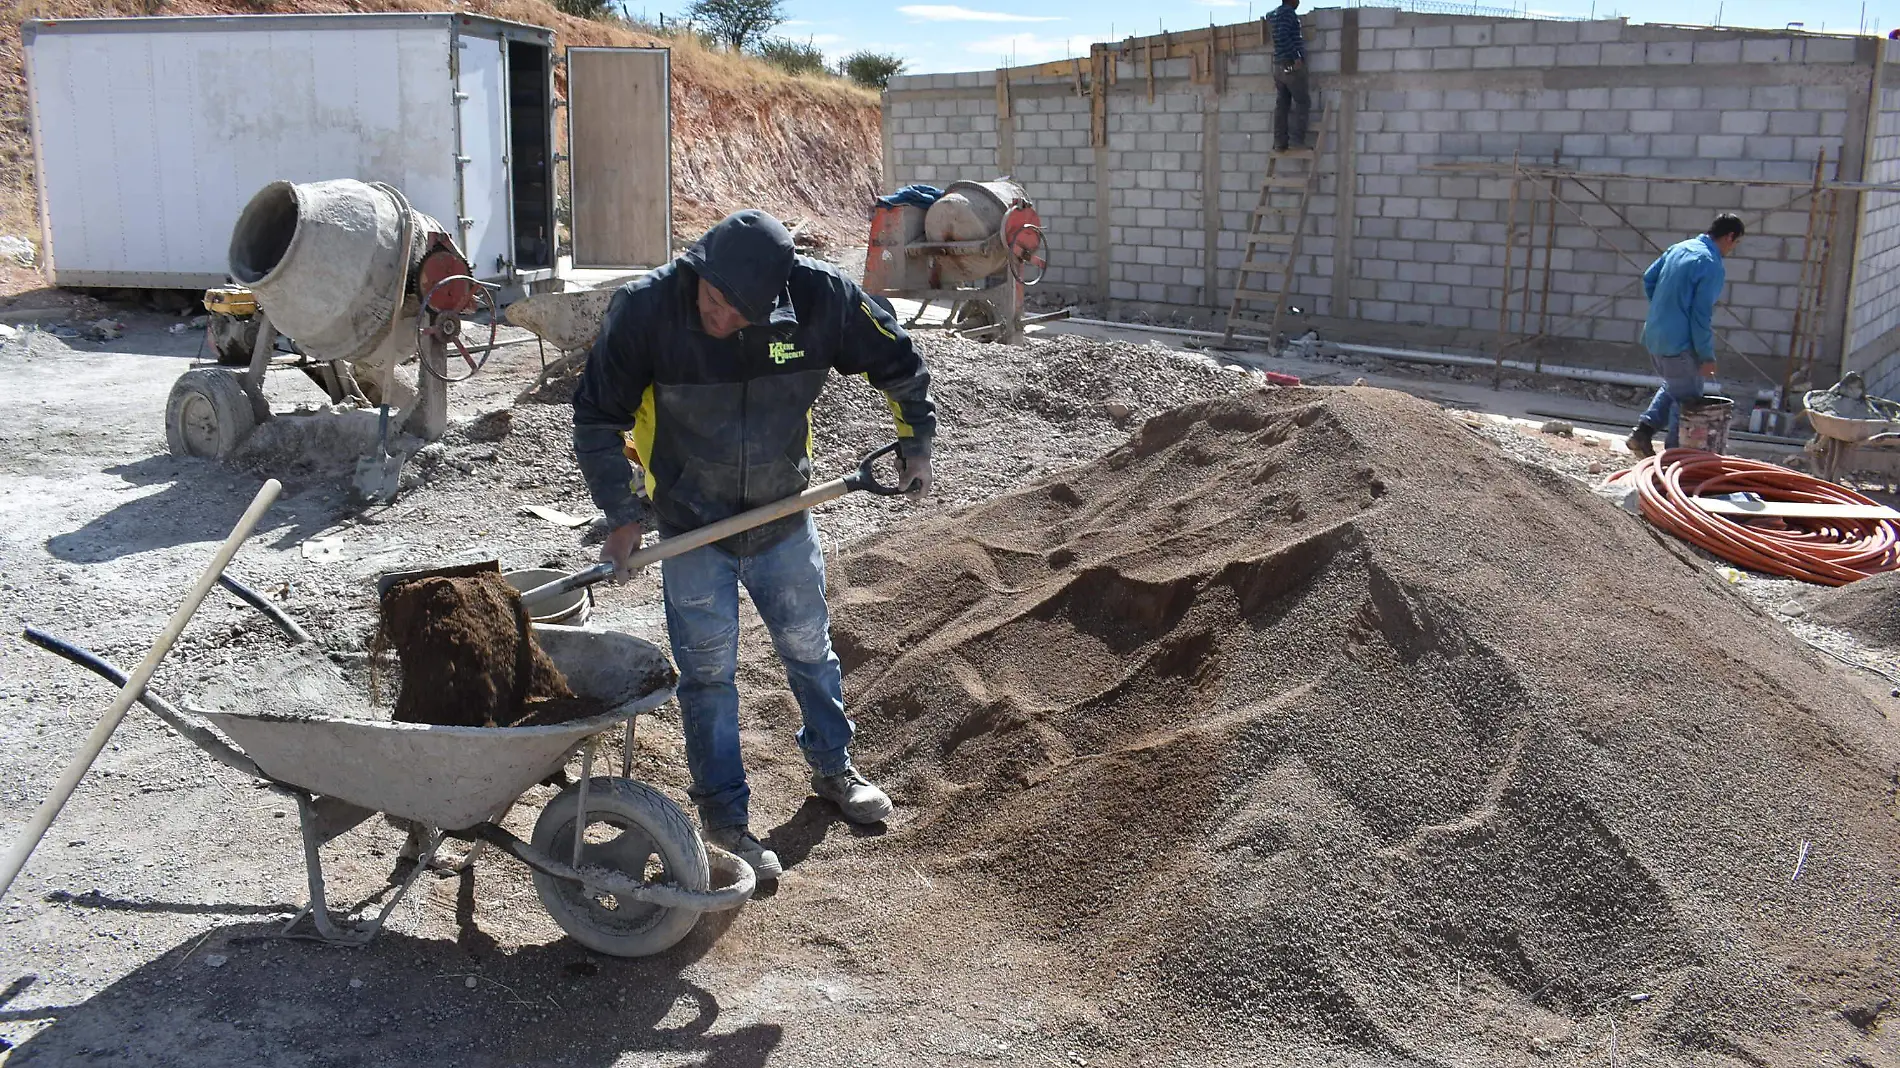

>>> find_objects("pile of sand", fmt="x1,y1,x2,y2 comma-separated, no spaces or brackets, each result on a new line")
1807,570,1900,651
825,387,1899,1065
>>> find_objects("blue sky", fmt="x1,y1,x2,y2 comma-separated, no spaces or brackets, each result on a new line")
626,0,1897,74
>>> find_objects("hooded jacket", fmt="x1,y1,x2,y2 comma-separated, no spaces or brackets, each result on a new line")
572,211,937,556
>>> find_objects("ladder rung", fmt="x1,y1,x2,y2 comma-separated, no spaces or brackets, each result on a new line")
1246,233,1296,246
1262,176,1309,189
1274,147,1317,158
1236,260,1287,273
1233,288,1289,301
1253,205,1299,217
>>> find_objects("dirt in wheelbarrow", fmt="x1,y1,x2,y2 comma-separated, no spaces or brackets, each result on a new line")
824,385,1900,1067
377,571,606,728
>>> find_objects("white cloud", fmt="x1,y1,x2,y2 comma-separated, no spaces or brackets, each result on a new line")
898,5,1064,22
967,31,1077,62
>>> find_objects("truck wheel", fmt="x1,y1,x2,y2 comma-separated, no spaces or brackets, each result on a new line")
207,312,260,366
529,777,710,957
165,368,258,458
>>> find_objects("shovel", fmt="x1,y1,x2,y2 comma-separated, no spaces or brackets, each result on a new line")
353,404,404,503
379,441,915,608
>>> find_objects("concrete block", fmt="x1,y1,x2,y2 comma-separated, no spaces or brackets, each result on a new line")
1456,199,1498,223
1626,110,1672,135
1803,85,1850,111
1566,87,1611,111
1674,111,1721,135
1647,41,1694,64
1462,110,1501,133
1742,38,1793,63
1453,24,1494,46
1359,49,1397,73
1700,86,1750,111
1534,20,1580,43
1375,27,1413,49
1597,41,1644,65
1399,174,1440,197
1607,134,1650,157
1398,261,1434,284
1402,133,1440,155
1501,110,1541,134
1377,238,1416,261
1420,197,1458,221
1542,111,1584,134
1382,196,1421,217
1376,280,1415,303
1563,134,1607,156
1414,25,1454,48
1557,43,1602,65
1579,19,1625,41
1582,109,1629,134
1608,87,1655,110
1763,161,1814,182
1655,86,1700,110
1494,21,1535,45
1398,218,1437,241
1746,135,1795,161
1414,241,1454,263
1820,112,1849,138
1433,47,1475,70
1441,134,1482,155
1802,37,1861,64
1360,6,1398,27
1720,110,1771,136
1395,49,1432,72
1694,39,1742,64
1514,44,1557,67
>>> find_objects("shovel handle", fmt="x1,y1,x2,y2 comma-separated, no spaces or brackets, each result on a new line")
518,442,909,609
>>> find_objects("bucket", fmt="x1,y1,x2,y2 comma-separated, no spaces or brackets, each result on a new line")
1678,395,1734,454
228,179,442,365
503,569,592,626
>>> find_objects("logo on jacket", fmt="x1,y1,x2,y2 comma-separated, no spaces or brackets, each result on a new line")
768,341,805,365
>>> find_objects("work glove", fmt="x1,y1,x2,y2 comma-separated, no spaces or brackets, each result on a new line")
896,445,935,501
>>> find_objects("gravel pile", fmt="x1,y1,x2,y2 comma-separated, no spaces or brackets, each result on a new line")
816,386,1899,1067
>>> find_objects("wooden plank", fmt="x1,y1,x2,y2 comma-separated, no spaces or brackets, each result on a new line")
568,47,671,269
1692,498,1900,521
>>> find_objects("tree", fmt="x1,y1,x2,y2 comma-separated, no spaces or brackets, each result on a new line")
685,0,786,51
840,50,906,89
753,37,829,77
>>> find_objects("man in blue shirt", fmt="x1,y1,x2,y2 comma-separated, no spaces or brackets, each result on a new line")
1267,0,1310,153
1626,213,1744,457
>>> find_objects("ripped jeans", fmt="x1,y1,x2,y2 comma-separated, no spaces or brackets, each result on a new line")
660,513,853,831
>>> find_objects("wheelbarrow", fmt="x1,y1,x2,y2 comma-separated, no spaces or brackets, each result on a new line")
22,590,754,959
1803,373,1900,485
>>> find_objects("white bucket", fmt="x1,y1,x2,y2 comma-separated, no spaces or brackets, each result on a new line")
504,568,593,625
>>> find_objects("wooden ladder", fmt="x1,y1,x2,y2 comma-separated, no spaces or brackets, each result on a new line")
1223,114,1329,347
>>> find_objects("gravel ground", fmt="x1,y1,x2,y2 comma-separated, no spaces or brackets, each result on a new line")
0,304,1892,1068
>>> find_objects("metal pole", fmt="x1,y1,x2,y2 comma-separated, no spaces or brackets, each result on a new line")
572,737,595,870
1538,151,1560,350
1496,154,1522,387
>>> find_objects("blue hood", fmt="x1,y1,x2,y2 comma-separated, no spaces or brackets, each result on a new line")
680,210,796,326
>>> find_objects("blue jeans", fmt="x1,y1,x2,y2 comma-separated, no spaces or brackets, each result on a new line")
661,514,853,831
1639,351,1706,449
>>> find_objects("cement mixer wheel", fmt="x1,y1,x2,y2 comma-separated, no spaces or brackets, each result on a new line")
165,368,258,459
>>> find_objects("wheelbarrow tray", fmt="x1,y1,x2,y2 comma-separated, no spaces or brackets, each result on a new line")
198,625,675,831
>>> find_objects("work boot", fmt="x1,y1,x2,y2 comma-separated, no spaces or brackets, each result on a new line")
704,825,782,881
1625,423,1656,458
811,766,894,825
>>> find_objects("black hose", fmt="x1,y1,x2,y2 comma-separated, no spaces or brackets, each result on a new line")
20,627,261,778
218,573,313,644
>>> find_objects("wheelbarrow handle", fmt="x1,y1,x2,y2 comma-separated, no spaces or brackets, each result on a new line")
518,442,909,610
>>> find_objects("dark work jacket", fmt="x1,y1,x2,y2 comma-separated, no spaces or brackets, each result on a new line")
571,256,936,558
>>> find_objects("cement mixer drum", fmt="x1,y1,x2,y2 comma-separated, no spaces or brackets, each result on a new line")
228,179,443,366
924,179,1035,284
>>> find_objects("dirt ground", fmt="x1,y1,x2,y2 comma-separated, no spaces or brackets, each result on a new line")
0,297,1895,1067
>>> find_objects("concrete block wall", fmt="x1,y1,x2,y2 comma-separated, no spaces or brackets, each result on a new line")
1848,60,1900,397
883,13,1882,375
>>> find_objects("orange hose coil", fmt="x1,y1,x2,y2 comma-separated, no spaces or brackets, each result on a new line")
1610,449,1900,586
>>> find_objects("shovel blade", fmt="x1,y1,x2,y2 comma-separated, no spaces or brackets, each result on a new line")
352,450,404,503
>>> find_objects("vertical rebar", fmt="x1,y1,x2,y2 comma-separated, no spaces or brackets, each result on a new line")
1496,154,1522,387
571,737,595,870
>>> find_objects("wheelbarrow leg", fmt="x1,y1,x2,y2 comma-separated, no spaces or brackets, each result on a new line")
284,793,442,946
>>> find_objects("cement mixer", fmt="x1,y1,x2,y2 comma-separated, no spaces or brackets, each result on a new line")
165,179,497,480
863,179,1049,343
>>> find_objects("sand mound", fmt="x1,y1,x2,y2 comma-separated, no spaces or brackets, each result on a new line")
828,387,1900,1064
1808,570,1900,651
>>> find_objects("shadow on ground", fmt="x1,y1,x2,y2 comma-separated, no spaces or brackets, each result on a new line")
45,456,344,564
4,916,780,1068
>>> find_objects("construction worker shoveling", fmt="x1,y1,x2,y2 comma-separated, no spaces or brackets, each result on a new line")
572,210,938,881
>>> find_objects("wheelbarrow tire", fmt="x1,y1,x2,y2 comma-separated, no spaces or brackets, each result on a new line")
529,777,710,958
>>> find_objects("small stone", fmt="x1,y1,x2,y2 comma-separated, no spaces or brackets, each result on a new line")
1539,420,1575,436
349,978,365,990
1103,401,1132,421
1587,461,1603,474
465,976,478,989
204,954,228,968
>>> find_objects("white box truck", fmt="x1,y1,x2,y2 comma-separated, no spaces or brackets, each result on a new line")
23,13,673,295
